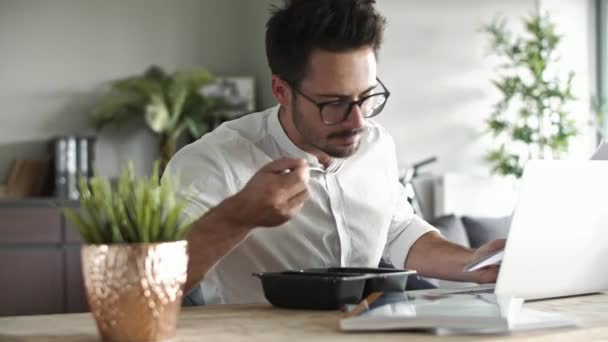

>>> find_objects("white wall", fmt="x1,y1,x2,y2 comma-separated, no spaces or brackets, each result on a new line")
375,0,533,175
374,0,595,175
538,0,597,156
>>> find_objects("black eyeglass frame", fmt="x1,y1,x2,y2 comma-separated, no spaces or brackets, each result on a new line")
287,77,391,125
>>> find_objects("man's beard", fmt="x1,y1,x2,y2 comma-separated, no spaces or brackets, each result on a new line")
325,129,363,158
292,102,363,158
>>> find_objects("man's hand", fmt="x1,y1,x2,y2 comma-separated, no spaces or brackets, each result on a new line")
466,239,507,284
226,158,310,228
406,231,507,284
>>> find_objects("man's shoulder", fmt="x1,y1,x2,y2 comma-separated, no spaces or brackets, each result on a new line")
364,119,395,146
167,108,274,173
180,109,272,155
207,109,272,146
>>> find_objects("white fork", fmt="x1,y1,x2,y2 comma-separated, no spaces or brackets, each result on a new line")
279,166,325,175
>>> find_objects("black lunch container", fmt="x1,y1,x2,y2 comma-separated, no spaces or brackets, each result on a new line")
253,267,416,310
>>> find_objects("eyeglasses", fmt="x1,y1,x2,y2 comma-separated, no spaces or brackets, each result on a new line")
288,78,391,125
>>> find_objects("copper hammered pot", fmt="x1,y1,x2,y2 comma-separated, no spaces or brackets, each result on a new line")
81,241,189,342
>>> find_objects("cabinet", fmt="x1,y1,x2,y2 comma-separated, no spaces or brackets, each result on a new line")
0,201,88,316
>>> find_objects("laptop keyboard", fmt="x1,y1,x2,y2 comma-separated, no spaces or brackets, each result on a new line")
405,284,496,296
456,288,495,295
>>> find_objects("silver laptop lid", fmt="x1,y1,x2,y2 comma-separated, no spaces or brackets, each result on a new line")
495,160,608,300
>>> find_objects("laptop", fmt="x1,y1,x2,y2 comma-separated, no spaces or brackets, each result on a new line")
591,139,608,160
409,160,608,300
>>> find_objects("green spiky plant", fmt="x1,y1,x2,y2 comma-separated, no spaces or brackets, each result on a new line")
484,14,577,178
93,65,228,172
62,162,192,244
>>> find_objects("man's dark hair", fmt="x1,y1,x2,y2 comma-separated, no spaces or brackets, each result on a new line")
266,0,386,86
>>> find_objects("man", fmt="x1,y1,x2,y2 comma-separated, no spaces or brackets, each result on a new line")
165,0,504,305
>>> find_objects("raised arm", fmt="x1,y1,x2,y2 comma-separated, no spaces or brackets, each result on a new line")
183,158,310,293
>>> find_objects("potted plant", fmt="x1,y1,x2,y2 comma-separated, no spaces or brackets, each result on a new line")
483,14,577,177
93,65,228,171
63,162,192,342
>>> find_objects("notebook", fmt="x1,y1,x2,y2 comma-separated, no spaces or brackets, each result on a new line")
340,292,576,335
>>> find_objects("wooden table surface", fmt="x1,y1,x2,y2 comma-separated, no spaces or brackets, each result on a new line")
0,293,606,341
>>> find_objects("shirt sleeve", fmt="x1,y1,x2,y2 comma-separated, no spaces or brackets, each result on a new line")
162,143,236,223
383,181,438,268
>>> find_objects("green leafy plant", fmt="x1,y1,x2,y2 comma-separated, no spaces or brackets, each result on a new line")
93,65,228,171
484,14,577,177
62,162,192,244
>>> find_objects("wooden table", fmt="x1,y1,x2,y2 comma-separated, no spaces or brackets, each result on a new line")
0,293,606,341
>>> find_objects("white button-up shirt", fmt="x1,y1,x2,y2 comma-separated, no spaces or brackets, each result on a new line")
165,105,437,304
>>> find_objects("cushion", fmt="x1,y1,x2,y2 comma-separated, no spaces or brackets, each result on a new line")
430,214,470,248
461,215,511,248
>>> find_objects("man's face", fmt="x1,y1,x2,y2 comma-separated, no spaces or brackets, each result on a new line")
290,47,377,159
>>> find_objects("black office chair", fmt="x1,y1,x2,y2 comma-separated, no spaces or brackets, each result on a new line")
182,285,205,306
378,257,437,291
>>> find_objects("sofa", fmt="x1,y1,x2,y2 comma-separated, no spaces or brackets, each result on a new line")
431,214,511,249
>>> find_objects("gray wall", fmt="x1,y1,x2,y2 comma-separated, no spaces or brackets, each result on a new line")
0,0,246,179
236,0,279,112
0,0,595,182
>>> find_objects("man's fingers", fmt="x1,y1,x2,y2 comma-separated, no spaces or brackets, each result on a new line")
478,264,500,273
488,239,507,253
278,166,309,196
261,158,308,174
287,188,309,208
477,265,500,284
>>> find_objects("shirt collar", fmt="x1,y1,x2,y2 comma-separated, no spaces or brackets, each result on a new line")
267,105,344,172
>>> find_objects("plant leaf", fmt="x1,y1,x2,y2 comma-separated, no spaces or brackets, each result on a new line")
63,160,190,244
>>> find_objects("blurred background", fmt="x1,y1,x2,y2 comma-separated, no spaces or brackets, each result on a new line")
0,1,598,176
0,0,603,315
0,0,599,193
